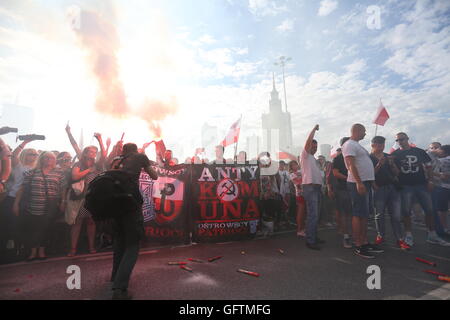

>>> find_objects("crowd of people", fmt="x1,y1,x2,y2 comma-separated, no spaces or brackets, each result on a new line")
0,122,449,266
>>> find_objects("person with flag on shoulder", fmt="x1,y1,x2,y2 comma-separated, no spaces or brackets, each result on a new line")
392,133,450,247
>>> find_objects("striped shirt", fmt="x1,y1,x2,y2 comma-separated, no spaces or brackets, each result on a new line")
23,168,67,216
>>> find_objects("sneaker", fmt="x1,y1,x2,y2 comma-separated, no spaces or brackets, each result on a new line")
364,243,384,253
297,230,306,238
354,247,375,259
427,234,450,246
397,240,411,250
343,237,352,249
404,234,414,247
374,235,384,245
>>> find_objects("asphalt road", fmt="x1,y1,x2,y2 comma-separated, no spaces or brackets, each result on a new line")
1,224,449,300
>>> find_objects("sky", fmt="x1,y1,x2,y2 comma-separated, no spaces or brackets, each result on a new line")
0,0,449,160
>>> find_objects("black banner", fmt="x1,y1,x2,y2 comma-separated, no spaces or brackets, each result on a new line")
139,164,191,244
190,164,261,242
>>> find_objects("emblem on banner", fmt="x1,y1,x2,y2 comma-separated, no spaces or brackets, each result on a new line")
153,177,185,225
217,179,239,202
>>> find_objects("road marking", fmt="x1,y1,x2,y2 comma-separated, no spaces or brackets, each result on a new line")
418,283,450,300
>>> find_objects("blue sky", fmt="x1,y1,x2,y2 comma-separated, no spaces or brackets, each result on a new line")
0,0,449,159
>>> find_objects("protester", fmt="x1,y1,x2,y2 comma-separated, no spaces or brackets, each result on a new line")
331,137,352,248
110,143,158,300
278,161,291,230
0,137,12,195
300,125,323,250
13,152,67,261
343,124,382,258
67,146,103,257
318,155,335,228
427,141,446,236
0,140,38,258
434,145,450,235
289,160,306,237
258,152,281,236
370,136,410,250
391,132,449,246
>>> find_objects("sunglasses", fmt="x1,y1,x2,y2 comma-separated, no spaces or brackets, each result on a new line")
396,138,407,142
27,153,39,157
60,159,72,163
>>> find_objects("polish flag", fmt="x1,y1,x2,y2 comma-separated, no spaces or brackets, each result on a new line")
373,101,390,126
278,151,297,161
221,116,241,147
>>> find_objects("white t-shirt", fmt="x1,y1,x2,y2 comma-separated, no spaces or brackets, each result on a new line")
300,149,323,185
342,139,375,183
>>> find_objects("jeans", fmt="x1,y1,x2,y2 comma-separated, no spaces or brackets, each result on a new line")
400,184,432,217
348,182,373,218
111,209,144,291
302,184,322,244
373,184,403,241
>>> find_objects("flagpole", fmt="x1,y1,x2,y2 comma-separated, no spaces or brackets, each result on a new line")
233,114,242,162
375,124,378,137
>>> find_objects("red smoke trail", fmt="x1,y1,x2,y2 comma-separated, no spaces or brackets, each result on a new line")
70,7,177,139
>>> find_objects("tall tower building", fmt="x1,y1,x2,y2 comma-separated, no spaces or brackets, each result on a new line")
261,73,293,155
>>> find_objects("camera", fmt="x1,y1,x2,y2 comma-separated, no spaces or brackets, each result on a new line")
18,134,46,141
0,127,18,135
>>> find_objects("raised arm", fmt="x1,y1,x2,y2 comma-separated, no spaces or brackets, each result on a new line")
304,124,319,153
144,165,158,180
65,123,82,160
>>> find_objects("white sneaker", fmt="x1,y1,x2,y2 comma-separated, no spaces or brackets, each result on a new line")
427,234,450,246
297,230,306,237
404,234,414,247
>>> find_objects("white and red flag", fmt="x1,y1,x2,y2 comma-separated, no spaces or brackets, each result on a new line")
373,101,390,126
278,151,297,161
221,116,241,147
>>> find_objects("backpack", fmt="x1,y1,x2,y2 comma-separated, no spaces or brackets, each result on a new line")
84,169,141,222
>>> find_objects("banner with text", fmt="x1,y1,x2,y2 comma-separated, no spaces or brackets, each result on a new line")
190,164,261,242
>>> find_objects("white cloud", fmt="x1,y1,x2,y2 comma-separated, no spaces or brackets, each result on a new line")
197,34,217,45
318,0,338,17
373,0,450,86
276,18,295,32
248,0,287,17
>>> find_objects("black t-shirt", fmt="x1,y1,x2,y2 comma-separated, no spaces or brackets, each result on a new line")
332,154,348,189
119,153,151,182
391,147,431,186
370,153,396,187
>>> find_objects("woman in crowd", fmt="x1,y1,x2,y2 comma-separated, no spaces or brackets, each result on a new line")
258,152,282,236
1,141,38,256
289,160,307,237
13,151,67,261
67,146,103,257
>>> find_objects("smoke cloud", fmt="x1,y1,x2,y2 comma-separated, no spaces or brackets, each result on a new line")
70,5,177,138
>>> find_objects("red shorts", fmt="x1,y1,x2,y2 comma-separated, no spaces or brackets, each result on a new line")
296,196,305,205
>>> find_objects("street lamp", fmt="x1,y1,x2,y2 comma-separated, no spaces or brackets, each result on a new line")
274,56,292,112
